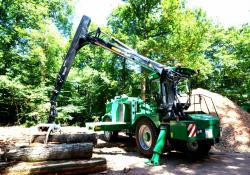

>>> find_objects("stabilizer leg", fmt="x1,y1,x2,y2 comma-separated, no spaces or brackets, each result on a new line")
146,126,167,166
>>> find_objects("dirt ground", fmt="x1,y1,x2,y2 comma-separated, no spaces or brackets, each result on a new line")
1,89,250,174
0,127,250,175
92,133,250,175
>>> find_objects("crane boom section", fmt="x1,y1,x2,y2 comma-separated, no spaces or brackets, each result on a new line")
89,36,165,74
48,15,194,123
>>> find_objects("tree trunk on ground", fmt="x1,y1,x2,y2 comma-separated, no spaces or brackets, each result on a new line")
1,158,107,175
4,143,93,162
31,133,97,145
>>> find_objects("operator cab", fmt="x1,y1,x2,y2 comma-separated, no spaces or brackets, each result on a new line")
147,68,196,120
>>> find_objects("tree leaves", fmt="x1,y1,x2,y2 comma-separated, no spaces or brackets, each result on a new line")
0,0,73,125
0,0,249,125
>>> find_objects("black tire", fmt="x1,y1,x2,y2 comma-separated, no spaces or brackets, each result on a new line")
186,140,199,153
135,118,157,156
103,117,119,142
186,141,211,156
198,142,211,155
103,130,118,142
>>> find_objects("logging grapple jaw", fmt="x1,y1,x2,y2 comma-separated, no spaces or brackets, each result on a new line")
30,123,61,144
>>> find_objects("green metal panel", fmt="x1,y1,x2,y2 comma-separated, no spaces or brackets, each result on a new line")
100,95,162,132
169,114,220,141
131,100,136,122
189,114,220,140
124,103,131,122
134,113,160,129
98,95,221,143
132,98,160,128
85,122,129,131
105,102,112,114
170,120,190,141
189,114,220,125
111,99,119,122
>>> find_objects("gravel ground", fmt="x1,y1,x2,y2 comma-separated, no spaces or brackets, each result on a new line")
1,89,250,174
0,127,250,175
92,133,250,175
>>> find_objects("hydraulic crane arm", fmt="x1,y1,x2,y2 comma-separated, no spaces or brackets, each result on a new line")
48,15,195,123
48,16,91,123
89,31,165,74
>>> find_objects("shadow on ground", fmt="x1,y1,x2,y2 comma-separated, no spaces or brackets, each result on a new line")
92,133,250,175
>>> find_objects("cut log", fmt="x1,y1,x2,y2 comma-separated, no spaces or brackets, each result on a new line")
4,143,93,162
1,158,107,175
0,162,11,170
31,133,97,145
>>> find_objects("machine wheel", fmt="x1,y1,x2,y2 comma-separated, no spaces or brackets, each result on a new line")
103,117,119,142
198,142,211,155
103,130,118,142
186,141,211,155
135,118,157,157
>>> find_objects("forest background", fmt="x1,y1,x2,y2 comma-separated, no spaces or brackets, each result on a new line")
0,0,249,126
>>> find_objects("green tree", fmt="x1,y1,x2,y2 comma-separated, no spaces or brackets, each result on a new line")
107,0,214,98
203,25,250,104
0,0,74,125
108,0,250,106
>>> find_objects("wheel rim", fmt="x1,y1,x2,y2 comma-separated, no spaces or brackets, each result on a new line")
138,124,152,150
104,117,112,140
104,131,111,140
187,141,199,152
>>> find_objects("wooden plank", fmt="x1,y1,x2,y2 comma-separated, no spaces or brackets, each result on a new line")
1,158,107,175
4,143,93,162
31,133,97,145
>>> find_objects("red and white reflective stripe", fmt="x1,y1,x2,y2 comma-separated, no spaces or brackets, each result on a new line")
187,124,197,137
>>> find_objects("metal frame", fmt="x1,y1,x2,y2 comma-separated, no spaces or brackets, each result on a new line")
48,15,195,124
191,94,218,117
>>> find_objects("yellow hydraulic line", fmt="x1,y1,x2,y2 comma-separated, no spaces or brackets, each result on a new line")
94,42,125,57
94,41,157,73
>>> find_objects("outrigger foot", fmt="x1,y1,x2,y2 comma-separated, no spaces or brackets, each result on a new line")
146,127,167,166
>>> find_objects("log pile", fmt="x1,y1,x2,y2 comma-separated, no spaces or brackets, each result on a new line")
31,133,97,144
4,143,93,162
0,127,107,174
2,158,107,175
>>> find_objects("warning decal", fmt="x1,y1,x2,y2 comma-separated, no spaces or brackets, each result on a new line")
188,123,197,137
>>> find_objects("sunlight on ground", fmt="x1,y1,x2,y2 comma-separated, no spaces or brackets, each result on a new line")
227,165,240,170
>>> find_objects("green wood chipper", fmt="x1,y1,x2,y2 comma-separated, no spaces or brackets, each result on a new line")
47,15,220,165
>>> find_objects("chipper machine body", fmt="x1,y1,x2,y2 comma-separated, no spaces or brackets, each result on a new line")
46,16,220,165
